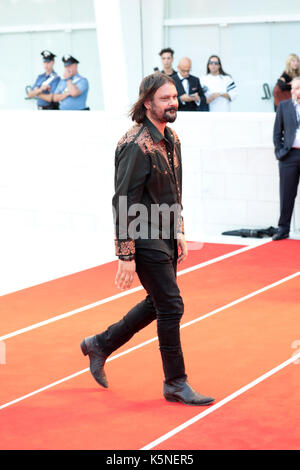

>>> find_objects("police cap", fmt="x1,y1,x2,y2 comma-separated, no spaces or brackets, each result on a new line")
62,54,79,66
41,50,56,62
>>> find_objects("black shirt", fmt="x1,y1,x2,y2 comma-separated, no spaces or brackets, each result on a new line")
113,117,184,258
161,69,177,80
277,72,292,91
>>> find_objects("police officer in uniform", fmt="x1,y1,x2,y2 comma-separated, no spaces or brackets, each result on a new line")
27,50,60,109
52,55,89,110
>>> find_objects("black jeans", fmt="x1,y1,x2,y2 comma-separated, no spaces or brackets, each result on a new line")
96,248,187,384
278,148,300,231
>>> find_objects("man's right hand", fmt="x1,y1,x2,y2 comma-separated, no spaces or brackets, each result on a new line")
180,93,194,103
115,260,136,290
191,92,200,102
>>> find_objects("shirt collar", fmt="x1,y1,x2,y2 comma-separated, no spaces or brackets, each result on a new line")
177,72,188,81
144,116,165,143
65,73,79,80
143,116,174,145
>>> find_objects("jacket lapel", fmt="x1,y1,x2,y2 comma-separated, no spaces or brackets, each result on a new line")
175,74,186,95
288,99,298,128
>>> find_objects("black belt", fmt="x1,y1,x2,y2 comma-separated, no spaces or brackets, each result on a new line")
38,106,90,110
38,103,59,110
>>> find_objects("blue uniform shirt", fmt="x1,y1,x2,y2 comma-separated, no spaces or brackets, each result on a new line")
31,72,60,107
54,74,89,110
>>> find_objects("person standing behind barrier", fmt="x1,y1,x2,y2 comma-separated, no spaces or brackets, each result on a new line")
27,50,60,109
172,57,208,111
159,47,177,78
273,53,300,111
272,76,300,241
201,55,237,112
52,55,89,110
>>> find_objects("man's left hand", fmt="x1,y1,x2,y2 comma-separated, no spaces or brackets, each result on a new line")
177,234,188,264
115,259,136,290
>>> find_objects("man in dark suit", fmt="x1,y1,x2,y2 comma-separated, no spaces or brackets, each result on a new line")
273,76,300,240
172,57,208,111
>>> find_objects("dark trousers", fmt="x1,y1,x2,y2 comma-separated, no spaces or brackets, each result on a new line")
278,148,300,231
96,248,187,384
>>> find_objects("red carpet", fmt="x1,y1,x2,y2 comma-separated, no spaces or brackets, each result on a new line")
0,240,299,449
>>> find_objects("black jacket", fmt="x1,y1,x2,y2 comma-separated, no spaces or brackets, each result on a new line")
273,99,299,160
172,73,208,111
277,72,292,91
113,117,184,258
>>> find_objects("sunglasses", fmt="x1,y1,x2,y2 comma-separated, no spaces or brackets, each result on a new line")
209,61,220,65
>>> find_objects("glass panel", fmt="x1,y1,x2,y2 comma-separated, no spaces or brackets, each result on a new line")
270,22,300,86
71,29,104,110
166,0,300,19
70,0,95,23
0,0,95,27
220,23,273,112
166,25,219,78
0,32,33,109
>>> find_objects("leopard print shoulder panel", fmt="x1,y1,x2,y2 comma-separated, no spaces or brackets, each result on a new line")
117,124,144,152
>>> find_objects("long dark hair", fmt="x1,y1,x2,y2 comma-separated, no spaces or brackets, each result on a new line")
206,55,228,76
130,72,175,123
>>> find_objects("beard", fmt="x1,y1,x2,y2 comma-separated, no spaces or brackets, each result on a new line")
163,107,178,122
150,104,178,123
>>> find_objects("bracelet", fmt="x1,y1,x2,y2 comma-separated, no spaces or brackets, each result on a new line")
119,255,135,261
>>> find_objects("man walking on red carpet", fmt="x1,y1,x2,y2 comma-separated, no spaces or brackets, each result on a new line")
81,72,214,406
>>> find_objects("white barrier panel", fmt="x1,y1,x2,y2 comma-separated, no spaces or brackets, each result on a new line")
0,111,298,294
173,112,285,239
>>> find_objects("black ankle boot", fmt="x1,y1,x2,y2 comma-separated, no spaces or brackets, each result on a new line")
163,378,214,405
81,336,108,388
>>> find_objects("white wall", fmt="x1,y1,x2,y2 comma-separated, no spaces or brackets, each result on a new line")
0,110,299,295
0,110,129,294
